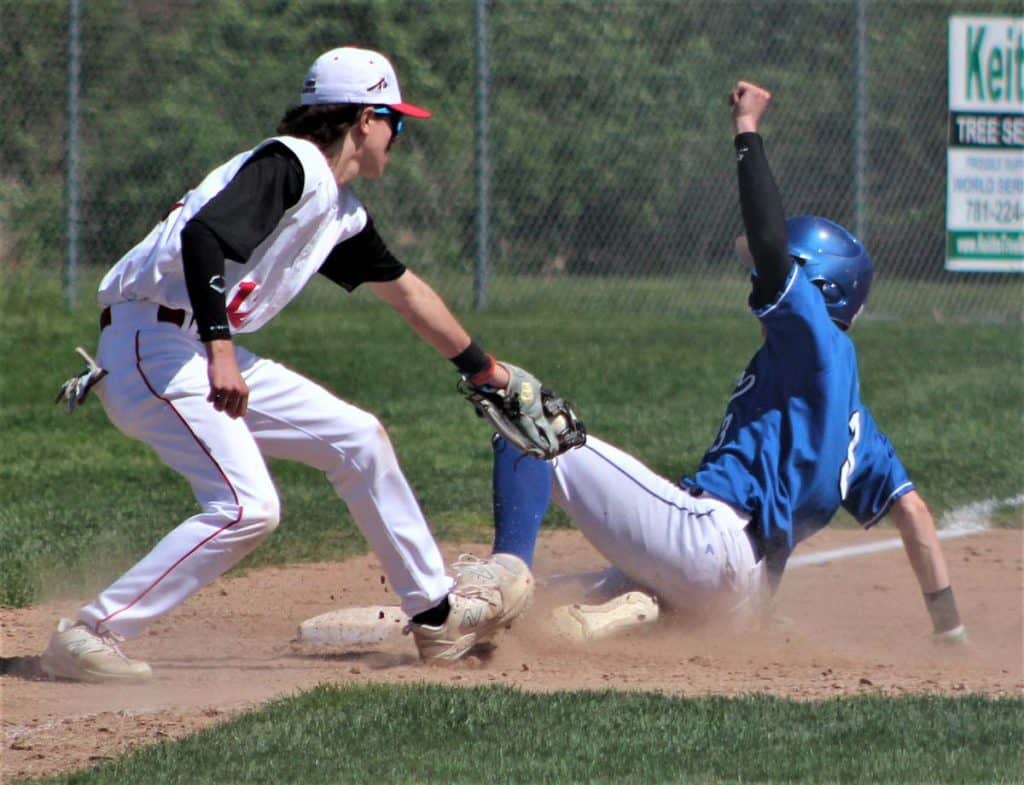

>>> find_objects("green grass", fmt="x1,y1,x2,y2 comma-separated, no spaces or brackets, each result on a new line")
1,267,1022,606
4,268,1023,785
16,685,1024,785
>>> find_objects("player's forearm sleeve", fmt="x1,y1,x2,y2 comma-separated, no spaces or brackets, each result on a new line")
735,132,791,296
181,144,303,342
181,220,232,342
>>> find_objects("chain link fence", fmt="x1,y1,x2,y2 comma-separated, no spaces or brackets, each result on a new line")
2,0,1021,322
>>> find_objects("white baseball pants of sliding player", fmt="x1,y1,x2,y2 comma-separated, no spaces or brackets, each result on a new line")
550,435,766,619
79,301,452,639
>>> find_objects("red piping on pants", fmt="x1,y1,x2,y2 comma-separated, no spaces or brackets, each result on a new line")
96,331,245,631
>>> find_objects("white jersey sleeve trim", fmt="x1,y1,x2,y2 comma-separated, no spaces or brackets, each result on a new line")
861,481,916,529
751,264,800,320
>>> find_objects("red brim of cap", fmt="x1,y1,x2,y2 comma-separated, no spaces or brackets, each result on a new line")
389,102,431,119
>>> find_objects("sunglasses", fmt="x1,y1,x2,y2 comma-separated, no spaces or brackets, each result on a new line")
372,107,405,137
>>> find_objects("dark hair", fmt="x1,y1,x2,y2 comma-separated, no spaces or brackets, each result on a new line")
276,103,365,150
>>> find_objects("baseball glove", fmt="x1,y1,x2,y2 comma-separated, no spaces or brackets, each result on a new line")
460,363,586,460
55,346,108,414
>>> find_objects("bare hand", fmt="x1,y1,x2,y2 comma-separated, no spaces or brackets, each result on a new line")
205,339,248,418
729,80,773,135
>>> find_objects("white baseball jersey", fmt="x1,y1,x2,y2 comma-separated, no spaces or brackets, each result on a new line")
98,136,367,333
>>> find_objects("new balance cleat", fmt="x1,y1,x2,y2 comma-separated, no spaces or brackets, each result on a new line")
409,589,502,662
40,618,152,683
451,552,535,626
411,553,535,662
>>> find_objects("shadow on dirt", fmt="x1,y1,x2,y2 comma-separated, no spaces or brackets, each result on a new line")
0,655,48,680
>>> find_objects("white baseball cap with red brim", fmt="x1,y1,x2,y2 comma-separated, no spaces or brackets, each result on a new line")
300,46,431,118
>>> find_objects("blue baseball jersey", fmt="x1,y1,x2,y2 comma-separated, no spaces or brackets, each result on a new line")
682,266,914,561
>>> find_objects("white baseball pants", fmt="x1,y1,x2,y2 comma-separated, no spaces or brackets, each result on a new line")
550,436,765,618
79,301,452,638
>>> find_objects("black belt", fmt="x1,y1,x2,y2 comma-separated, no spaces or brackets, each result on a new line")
744,523,765,564
100,305,186,330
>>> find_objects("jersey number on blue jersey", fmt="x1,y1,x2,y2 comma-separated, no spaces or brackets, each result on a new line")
839,410,862,500
709,372,757,453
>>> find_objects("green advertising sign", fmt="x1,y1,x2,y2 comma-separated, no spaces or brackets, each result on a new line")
947,15,1024,272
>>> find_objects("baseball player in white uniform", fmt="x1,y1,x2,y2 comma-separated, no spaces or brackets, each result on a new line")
41,47,537,682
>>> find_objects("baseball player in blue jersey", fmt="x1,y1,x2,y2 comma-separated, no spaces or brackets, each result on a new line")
40,47,541,682
469,81,966,645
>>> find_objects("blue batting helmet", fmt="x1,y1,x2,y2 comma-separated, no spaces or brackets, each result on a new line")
786,215,873,329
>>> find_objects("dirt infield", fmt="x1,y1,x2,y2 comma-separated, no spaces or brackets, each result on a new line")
2,527,1021,780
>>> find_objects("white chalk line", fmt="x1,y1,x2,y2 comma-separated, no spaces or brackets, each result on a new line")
790,526,978,568
789,494,1022,569
544,495,1022,582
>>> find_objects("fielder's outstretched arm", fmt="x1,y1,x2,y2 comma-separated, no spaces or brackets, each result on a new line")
371,270,581,460
369,271,510,388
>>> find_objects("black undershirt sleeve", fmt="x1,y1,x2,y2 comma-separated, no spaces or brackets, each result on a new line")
735,132,792,307
181,142,304,341
181,222,234,341
318,217,407,291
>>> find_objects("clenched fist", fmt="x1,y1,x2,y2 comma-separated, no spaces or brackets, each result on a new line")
729,80,773,135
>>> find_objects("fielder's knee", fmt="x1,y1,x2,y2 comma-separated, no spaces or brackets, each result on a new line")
233,493,281,541
338,413,397,472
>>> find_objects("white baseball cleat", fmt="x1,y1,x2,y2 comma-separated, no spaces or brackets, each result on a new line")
550,591,659,643
451,553,535,625
40,618,152,683
410,553,534,662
